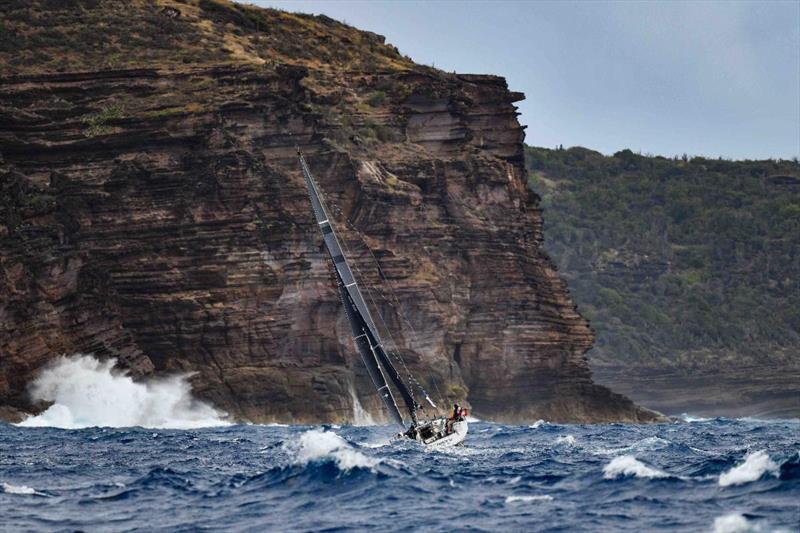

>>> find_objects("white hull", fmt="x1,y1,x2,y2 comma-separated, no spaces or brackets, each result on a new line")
409,418,468,447
425,420,468,447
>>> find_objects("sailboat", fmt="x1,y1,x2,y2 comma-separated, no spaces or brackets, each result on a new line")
298,150,468,447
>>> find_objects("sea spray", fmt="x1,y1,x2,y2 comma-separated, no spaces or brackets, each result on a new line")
17,354,228,429
718,450,779,487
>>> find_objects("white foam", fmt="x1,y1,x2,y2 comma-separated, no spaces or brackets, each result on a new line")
507,475,521,485
1,482,46,496
17,354,228,429
293,429,379,471
529,420,546,429
712,513,761,533
718,450,779,487
555,435,576,446
680,413,712,423
465,415,481,423
603,455,669,479
505,495,554,503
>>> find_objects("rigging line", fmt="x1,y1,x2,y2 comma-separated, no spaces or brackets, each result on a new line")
317,183,420,404
327,198,446,410
337,224,418,394
340,221,446,407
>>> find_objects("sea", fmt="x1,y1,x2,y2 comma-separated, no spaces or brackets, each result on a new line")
0,418,797,532
0,356,798,532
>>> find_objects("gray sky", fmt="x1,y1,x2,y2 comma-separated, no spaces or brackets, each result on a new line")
257,0,800,160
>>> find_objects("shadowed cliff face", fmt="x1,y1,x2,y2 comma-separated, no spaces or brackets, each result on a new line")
0,0,657,423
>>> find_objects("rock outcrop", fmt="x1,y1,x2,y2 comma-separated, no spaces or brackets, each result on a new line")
0,0,658,423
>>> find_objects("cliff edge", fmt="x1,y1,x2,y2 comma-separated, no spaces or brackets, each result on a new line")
0,0,659,423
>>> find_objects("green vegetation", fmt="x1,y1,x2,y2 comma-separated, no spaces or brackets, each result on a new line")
526,146,800,373
0,0,415,76
82,104,125,136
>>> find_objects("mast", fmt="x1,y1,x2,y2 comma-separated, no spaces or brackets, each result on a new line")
298,150,418,427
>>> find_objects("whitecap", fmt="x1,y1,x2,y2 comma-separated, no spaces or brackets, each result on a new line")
555,435,576,446
505,495,553,503
1,482,47,496
680,413,712,423
529,420,546,429
16,354,229,429
292,429,379,471
507,475,521,485
357,438,394,449
603,455,669,479
718,450,779,487
712,513,761,533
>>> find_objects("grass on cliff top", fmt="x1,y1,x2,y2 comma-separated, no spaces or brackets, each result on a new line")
526,145,800,374
0,0,416,75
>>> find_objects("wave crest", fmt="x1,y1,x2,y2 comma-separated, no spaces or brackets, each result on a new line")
292,429,379,472
718,450,779,487
1,482,47,496
603,455,669,479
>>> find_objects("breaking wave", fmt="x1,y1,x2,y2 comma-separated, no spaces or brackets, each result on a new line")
17,354,228,429
603,455,670,479
1,482,47,496
291,429,379,471
711,512,771,533
718,450,779,487
505,495,553,503
555,434,576,446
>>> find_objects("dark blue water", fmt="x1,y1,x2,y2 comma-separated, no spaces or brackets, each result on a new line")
1,417,798,532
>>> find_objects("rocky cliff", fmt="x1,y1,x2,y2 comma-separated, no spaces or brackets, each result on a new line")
0,0,657,424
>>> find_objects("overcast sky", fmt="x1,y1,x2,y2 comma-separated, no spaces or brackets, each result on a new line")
257,1,799,160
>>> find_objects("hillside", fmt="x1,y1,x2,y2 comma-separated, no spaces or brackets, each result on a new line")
526,146,800,417
0,0,659,424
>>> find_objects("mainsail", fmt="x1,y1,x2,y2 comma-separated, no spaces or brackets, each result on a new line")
298,151,418,428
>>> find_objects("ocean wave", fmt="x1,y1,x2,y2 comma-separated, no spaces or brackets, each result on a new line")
555,435,576,446
16,354,229,430
680,414,713,423
711,512,773,533
778,451,800,481
718,450,779,487
1,482,48,496
291,429,379,472
593,435,673,456
505,494,553,503
603,455,670,480
529,420,547,429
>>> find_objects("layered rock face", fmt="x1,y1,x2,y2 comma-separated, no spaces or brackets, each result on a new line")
0,0,656,423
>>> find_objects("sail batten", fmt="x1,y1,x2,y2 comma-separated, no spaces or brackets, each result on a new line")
299,151,417,428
